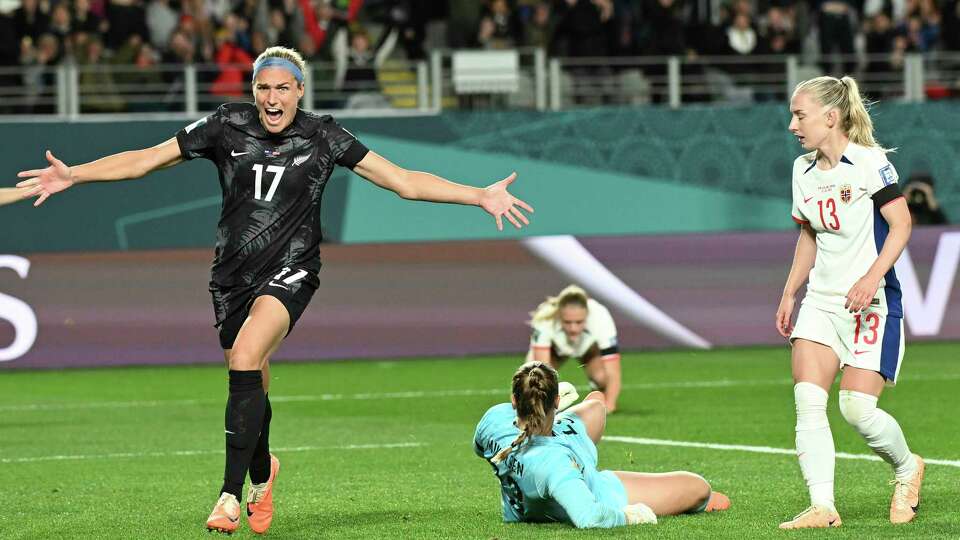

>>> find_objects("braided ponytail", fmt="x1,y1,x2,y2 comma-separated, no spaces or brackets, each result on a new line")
491,362,559,464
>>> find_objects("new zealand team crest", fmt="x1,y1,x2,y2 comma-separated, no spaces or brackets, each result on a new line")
840,184,852,204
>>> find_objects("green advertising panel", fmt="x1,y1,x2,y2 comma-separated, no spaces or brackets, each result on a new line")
2,102,957,252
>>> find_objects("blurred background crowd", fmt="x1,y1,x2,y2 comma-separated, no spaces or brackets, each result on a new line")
0,0,958,111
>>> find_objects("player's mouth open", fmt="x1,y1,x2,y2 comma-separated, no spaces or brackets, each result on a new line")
265,108,283,122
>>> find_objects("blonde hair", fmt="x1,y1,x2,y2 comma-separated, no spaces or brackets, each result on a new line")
491,362,559,464
792,75,890,153
253,46,307,86
529,285,589,325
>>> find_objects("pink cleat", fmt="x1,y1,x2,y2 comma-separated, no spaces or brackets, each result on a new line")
206,492,241,534
890,454,924,524
779,505,842,529
246,454,281,534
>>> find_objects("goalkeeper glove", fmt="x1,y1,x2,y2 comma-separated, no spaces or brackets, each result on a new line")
557,381,579,411
623,502,657,525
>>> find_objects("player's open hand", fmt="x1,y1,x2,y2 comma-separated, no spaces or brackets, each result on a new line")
845,274,880,313
480,172,534,231
775,295,796,338
16,150,75,207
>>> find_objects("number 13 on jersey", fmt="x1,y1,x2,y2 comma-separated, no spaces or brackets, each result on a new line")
817,198,840,231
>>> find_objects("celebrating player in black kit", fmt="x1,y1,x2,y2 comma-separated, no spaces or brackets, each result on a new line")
16,46,534,535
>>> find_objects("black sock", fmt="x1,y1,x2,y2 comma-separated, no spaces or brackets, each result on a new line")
249,394,272,484
219,370,266,501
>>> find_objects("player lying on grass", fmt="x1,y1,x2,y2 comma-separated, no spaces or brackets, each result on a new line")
474,362,729,528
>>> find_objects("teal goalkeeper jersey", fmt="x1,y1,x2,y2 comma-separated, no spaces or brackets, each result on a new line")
473,403,627,528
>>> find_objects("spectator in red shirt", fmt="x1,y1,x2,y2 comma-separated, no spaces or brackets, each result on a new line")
212,26,253,97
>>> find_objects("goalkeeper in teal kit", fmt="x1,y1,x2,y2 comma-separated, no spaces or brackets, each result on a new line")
474,362,730,528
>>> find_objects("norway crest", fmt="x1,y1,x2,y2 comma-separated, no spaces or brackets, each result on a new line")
840,184,852,204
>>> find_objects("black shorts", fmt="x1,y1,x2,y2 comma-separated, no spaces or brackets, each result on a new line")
211,267,319,350
551,343,602,366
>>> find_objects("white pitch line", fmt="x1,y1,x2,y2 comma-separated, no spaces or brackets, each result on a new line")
0,398,206,412
0,379,788,412
3,373,958,413
605,436,960,468
0,442,425,464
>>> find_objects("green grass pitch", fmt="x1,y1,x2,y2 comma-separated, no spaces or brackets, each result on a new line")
3,343,959,539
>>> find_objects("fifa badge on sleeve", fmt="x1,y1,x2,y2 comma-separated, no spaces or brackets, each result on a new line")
879,164,897,185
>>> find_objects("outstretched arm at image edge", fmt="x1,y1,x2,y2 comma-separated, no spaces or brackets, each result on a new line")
16,138,184,206
0,187,35,207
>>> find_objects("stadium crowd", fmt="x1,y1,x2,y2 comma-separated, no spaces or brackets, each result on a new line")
1,0,959,111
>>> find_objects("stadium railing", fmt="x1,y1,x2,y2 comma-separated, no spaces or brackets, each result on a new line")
0,58,431,121
0,51,956,120
549,52,958,108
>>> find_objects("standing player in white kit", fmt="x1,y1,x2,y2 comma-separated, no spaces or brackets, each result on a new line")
776,75,923,529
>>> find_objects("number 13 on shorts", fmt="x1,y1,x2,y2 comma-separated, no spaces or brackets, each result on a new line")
841,308,905,384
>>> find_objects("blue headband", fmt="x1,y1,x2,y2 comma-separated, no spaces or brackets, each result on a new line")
252,57,304,84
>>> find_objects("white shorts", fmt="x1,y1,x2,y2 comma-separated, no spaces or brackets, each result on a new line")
790,303,905,385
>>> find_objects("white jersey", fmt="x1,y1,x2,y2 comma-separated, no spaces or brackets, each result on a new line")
790,142,903,317
530,299,619,358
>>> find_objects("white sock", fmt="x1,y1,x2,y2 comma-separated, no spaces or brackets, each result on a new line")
794,382,835,511
838,390,916,481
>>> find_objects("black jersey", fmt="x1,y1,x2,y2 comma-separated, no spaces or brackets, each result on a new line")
175,103,368,288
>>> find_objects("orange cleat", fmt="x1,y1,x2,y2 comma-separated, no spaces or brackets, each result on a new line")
206,492,241,534
705,491,731,512
779,505,842,529
247,454,280,534
890,454,924,525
